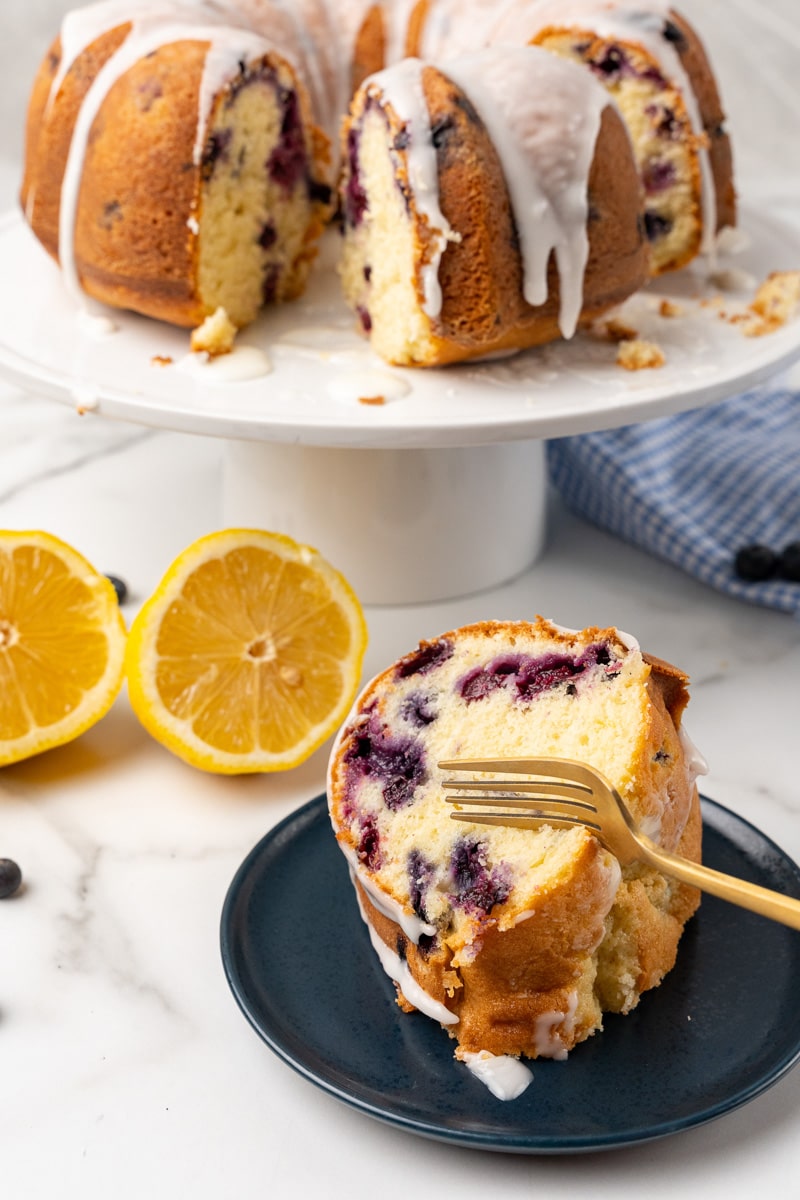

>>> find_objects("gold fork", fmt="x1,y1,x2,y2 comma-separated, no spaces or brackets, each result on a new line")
439,756,800,931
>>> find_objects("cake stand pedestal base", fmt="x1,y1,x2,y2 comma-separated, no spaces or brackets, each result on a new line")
222,439,547,605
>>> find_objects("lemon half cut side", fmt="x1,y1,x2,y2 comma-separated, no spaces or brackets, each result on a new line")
0,530,127,767
125,529,368,774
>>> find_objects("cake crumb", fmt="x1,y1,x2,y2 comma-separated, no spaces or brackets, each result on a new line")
658,299,683,318
151,354,173,367
592,317,638,343
616,338,666,371
190,306,238,356
359,394,386,406
740,270,800,336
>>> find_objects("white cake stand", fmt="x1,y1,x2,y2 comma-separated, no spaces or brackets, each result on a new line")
1,207,799,603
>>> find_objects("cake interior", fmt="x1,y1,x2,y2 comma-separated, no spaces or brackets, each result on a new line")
198,55,325,326
339,100,441,365
337,627,680,967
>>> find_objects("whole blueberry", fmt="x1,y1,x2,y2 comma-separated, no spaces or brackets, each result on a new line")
778,542,800,582
734,544,778,582
106,574,128,604
0,858,22,899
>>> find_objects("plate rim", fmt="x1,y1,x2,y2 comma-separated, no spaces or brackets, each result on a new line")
220,793,800,1154
3,206,800,449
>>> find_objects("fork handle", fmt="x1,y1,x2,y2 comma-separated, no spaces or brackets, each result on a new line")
639,837,800,931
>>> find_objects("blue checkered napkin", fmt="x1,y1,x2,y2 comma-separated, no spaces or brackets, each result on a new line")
546,383,800,618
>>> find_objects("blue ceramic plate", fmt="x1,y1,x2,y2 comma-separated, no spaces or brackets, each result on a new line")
220,794,800,1153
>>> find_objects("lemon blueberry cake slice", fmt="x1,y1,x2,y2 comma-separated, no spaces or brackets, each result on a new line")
327,618,705,1067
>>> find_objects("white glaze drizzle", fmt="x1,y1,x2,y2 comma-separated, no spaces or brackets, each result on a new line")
489,0,718,254
459,1051,533,1100
325,368,412,404
341,843,438,941
364,58,459,318
382,0,422,69
76,308,119,337
678,723,709,789
532,989,578,1059
352,876,459,1025
437,48,608,338
176,343,272,380
367,48,607,333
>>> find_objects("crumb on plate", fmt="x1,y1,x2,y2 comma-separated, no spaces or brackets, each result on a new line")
616,338,666,371
592,317,638,343
740,270,800,336
190,306,238,356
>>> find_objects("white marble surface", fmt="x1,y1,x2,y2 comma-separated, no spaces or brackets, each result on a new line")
2,2,800,1195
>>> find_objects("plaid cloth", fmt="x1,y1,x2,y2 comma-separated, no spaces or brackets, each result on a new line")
547,382,800,618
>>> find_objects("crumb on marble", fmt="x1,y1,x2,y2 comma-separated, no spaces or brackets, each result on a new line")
358,394,386,406
658,299,683,318
190,306,238,356
151,354,173,367
616,338,666,371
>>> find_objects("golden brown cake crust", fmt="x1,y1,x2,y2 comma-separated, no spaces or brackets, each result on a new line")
23,34,211,325
668,10,736,233
22,27,131,264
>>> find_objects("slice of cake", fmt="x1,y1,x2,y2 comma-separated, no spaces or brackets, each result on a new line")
327,618,704,1064
21,20,333,328
526,5,736,274
338,47,648,366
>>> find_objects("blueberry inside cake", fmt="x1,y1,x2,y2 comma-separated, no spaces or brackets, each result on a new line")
327,618,704,1062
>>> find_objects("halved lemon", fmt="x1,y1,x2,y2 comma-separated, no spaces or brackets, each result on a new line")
0,531,127,766
125,529,368,773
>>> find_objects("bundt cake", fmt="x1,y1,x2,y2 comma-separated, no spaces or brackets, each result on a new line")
327,618,705,1071
20,0,735,365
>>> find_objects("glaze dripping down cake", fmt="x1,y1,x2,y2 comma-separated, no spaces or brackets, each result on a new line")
327,618,706,1065
21,0,735,365
338,48,648,366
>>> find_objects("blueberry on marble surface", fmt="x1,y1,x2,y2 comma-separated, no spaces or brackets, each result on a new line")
105,574,128,604
0,858,22,899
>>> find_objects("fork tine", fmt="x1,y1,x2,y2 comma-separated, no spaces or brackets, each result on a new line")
441,779,597,808
438,757,595,792
450,811,602,834
445,795,597,815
